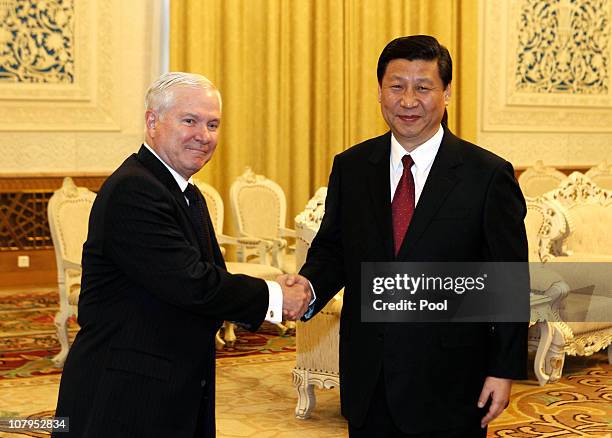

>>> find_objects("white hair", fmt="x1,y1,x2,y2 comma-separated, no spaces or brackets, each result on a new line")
145,72,221,115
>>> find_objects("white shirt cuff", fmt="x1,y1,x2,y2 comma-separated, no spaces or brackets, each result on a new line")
265,280,283,323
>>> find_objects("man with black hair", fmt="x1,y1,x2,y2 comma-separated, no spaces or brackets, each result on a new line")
283,35,528,437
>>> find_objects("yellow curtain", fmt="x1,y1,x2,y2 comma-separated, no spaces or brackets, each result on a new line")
170,0,478,221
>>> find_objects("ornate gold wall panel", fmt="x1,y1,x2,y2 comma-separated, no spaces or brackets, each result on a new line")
0,0,75,83
478,0,612,167
0,0,117,129
0,0,161,173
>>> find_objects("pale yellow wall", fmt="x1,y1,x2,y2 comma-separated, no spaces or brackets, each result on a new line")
0,0,162,175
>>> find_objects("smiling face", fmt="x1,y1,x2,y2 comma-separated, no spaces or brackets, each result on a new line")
378,58,450,152
145,86,221,180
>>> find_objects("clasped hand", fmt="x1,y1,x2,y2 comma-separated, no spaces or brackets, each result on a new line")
276,274,312,320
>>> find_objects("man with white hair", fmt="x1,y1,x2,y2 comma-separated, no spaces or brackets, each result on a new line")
52,72,311,438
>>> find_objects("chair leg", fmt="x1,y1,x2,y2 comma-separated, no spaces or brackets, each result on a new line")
275,322,288,335
545,342,566,383
534,322,553,385
292,368,316,419
52,309,71,367
215,330,226,351
284,320,296,334
223,322,237,348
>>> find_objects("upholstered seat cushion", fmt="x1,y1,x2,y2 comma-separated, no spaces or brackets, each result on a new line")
280,253,297,275
560,294,612,328
225,262,283,281
564,321,612,334
530,264,565,292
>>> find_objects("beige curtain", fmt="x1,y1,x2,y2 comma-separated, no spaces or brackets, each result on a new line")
170,0,478,221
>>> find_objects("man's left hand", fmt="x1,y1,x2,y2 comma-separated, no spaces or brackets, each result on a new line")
477,376,512,428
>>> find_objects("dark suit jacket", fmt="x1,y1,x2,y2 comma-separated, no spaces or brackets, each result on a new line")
300,129,529,434
53,146,269,438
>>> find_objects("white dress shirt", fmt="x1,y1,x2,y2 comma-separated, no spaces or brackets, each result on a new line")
304,126,444,319
143,143,282,323
390,124,444,204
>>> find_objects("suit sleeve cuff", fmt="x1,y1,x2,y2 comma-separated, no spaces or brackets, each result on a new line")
303,280,317,319
265,280,283,323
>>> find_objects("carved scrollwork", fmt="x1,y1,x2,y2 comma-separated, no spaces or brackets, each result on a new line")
295,187,327,230
0,0,74,83
516,0,609,95
545,172,612,207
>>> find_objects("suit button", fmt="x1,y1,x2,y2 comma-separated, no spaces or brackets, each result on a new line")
200,379,206,387
377,333,384,341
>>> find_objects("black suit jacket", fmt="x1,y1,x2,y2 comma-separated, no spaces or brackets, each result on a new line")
300,129,529,433
53,146,269,438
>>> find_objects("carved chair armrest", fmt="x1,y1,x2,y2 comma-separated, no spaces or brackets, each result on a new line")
62,259,82,271
219,233,275,265
280,227,296,238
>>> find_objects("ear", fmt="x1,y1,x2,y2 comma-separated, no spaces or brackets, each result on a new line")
377,84,382,103
145,110,157,132
444,83,452,104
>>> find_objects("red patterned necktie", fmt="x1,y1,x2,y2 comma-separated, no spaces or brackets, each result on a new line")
392,155,415,255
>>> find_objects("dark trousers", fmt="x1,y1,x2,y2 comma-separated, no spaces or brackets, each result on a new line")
348,373,488,438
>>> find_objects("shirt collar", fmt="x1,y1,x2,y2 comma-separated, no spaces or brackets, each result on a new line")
390,125,444,172
143,142,192,192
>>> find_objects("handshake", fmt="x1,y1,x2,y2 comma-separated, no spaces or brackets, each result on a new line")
277,274,313,321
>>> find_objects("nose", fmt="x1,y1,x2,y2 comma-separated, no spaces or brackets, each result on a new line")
195,126,212,144
400,88,418,109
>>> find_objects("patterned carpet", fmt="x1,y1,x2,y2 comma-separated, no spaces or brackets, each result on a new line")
0,289,295,380
0,288,610,437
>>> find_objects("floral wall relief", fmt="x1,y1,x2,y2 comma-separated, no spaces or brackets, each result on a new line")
0,0,74,83
516,0,609,94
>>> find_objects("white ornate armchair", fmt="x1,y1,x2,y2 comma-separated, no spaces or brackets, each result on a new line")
518,160,567,198
527,172,612,382
291,188,343,419
194,179,284,349
47,177,96,366
537,173,612,381
585,160,612,190
229,167,297,274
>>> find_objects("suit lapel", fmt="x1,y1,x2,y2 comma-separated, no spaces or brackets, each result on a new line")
397,130,463,259
136,145,216,262
137,145,189,209
367,132,395,259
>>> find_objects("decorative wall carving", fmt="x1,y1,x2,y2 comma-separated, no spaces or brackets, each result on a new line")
0,0,160,174
516,0,608,95
0,0,75,83
0,0,119,130
479,0,612,166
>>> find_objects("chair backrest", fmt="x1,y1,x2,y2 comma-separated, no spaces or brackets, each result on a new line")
518,161,567,197
193,179,224,233
230,167,287,239
543,172,612,254
585,160,612,190
524,196,568,262
295,187,327,270
47,177,96,278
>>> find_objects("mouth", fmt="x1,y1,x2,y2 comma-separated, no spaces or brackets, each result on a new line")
187,148,209,156
397,115,421,122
